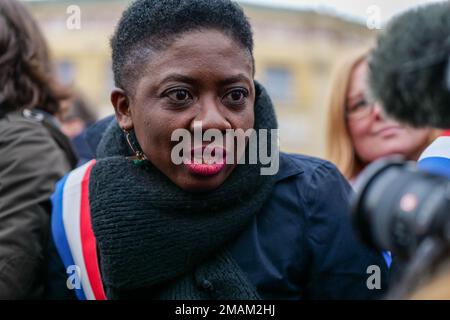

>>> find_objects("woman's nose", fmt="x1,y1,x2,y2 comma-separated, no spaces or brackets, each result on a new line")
190,98,232,132
372,102,388,120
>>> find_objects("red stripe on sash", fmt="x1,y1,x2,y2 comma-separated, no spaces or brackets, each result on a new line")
80,160,106,300
440,130,450,137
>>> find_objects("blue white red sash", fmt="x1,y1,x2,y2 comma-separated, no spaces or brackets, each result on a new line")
418,130,450,179
51,160,106,300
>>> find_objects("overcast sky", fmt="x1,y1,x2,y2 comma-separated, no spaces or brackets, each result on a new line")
239,0,447,24
24,0,448,25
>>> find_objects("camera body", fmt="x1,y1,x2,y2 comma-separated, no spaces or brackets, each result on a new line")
352,157,450,260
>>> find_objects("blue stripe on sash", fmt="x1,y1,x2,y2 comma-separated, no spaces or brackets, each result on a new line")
382,251,392,268
418,156,450,179
51,174,86,300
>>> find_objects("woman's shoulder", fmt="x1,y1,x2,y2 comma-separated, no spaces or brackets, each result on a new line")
280,152,338,171
273,152,353,217
0,111,66,161
0,110,49,137
0,110,71,193
278,152,348,188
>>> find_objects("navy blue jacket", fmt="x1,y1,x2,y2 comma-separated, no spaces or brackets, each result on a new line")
46,116,388,300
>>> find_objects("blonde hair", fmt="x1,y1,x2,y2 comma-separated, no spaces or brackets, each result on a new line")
325,49,369,180
325,49,441,180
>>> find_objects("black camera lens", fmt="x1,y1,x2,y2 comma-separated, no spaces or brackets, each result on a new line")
352,157,450,260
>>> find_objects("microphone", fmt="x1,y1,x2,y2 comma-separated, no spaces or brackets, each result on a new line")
368,2,450,129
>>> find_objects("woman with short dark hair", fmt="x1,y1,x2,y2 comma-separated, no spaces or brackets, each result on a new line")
47,0,388,300
0,0,76,298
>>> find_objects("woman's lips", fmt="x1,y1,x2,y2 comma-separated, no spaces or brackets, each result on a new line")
374,126,403,137
183,146,227,177
184,162,226,176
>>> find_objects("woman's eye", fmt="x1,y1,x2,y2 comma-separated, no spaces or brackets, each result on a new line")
223,89,248,105
165,89,192,103
351,99,368,111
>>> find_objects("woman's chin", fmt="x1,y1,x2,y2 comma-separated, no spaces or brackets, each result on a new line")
172,165,235,193
364,147,413,163
177,177,226,193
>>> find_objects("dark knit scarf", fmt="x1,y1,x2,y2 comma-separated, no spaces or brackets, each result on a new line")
90,82,278,299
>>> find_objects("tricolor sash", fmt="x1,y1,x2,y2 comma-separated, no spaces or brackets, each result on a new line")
51,160,106,300
418,130,450,179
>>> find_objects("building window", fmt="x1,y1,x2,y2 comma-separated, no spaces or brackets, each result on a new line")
56,60,75,85
105,61,115,92
262,67,293,102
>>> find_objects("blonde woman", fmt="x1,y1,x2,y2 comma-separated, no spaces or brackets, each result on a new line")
325,49,438,181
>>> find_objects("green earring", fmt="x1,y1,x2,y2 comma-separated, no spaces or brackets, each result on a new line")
124,129,148,166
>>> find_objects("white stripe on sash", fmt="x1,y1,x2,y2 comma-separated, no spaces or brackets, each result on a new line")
62,163,95,300
419,136,450,161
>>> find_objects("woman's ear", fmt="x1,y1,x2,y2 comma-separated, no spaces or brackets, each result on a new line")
111,88,133,130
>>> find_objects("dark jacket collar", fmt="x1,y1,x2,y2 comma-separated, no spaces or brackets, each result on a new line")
84,115,115,157
276,153,304,182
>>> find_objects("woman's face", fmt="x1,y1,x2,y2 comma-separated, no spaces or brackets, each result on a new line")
346,60,430,164
112,29,255,192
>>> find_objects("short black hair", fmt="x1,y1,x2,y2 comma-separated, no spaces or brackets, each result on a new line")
368,1,450,128
111,0,254,94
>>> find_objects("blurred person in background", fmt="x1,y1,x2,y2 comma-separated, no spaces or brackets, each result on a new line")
60,93,98,166
325,49,439,182
325,49,441,285
60,93,97,140
0,0,76,298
